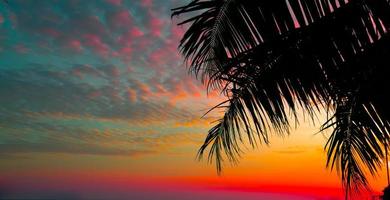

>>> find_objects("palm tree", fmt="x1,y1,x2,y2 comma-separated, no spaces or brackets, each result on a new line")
172,0,390,199
383,185,390,199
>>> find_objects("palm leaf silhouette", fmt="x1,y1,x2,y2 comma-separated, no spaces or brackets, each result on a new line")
172,0,390,198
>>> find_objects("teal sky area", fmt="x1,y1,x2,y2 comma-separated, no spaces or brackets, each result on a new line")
0,0,216,158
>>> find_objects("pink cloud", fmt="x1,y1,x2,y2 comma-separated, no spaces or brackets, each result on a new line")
169,85,188,103
127,88,137,103
130,27,144,37
107,10,132,30
148,13,164,37
110,65,121,77
146,26,183,65
41,28,61,38
141,0,153,7
88,90,102,99
83,34,110,57
117,27,144,47
144,75,205,105
149,48,167,66
14,44,29,54
71,68,83,79
134,36,152,51
126,66,134,73
148,39,179,66
184,78,202,98
111,46,132,63
119,47,132,61
71,64,103,79
149,77,168,94
170,25,185,41
154,84,168,94
132,80,153,100
66,39,83,53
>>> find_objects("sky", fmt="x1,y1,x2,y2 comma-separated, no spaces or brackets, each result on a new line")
0,0,388,199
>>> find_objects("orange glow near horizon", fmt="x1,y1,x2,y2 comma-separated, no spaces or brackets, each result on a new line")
1,115,388,199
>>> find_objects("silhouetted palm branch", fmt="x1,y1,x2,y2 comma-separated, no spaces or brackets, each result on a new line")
172,0,390,198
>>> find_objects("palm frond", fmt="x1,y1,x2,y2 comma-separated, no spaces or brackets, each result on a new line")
172,0,389,84
172,0,390,198
321,33,390,197
322,96,385,198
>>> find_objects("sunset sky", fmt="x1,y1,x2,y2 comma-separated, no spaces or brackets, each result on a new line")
0,0,388,199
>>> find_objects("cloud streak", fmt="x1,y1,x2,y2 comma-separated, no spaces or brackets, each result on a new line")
0,143,156,157
0,0,216,160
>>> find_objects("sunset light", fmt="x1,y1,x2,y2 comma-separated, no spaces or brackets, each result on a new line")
1,0,389,200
